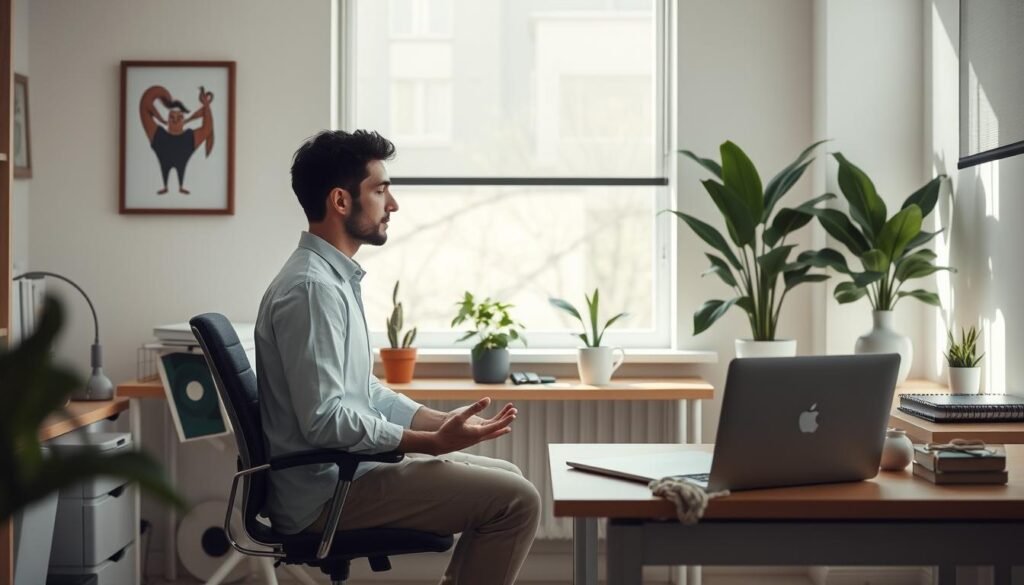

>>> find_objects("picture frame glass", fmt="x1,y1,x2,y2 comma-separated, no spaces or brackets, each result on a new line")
122,63,233,213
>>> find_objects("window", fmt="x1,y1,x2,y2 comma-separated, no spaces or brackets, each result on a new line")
341,0,671,349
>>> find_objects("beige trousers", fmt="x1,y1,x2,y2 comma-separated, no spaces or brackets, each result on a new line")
306,452,541,585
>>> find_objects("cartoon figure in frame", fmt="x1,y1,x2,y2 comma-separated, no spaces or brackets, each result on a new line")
138,85,215,195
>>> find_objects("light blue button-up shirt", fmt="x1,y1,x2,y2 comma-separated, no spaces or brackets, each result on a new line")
255,232,423,534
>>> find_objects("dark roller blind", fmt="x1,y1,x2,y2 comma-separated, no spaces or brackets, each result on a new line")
959,0,1024,169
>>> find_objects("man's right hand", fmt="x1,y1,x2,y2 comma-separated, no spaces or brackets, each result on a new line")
400,397,515,456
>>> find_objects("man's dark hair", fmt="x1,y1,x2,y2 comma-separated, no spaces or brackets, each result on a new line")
290,130,396,222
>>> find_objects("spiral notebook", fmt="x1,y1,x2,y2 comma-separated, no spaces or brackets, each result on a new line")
898,393,1024,423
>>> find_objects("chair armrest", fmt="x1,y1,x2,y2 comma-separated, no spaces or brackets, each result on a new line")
269,449,404,481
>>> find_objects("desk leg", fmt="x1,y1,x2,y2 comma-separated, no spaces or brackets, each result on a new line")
995,565,1011,585
573,518,598,585
129,398,142,585
681,400,702,585
937,565,954,585
685,399,702,444
606,521,643,585
164,407,178,582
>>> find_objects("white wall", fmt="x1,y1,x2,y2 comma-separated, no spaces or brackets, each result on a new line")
927,0,1024,395
28,0,332,568
676,0,816,439
817,0,931,377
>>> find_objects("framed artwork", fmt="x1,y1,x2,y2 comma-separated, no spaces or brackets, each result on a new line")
119,61,235,214
13,73,31,179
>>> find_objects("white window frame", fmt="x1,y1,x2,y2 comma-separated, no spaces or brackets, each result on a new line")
336,0,676,350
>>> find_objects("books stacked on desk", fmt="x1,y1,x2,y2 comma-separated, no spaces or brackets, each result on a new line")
897,393,1024,423
151,322,255,351
912,443,1008,484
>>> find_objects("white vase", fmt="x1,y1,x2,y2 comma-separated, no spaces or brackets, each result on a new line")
734,339,797,359
855,311,912,384
948,367,981,395
577,346,626,385
879,428,914,471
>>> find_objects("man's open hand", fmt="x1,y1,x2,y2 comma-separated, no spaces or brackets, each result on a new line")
424,398,516,455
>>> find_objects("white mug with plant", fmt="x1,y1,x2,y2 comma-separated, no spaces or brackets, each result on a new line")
945,326,983,395
802,153,954,383
380,281,418,384
549,289,628,385
673,140,832,358
452,292,526,383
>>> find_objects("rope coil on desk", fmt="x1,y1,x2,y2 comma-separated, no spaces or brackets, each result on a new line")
649,478,729,525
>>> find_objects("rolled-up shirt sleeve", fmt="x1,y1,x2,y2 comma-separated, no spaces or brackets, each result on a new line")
272,281,404,453
369,375,423,429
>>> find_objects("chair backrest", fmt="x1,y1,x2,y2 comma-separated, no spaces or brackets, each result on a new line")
189,313,269,537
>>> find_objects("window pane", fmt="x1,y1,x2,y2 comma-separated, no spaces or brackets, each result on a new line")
388,0,414,36
359,185,659,343
390,81,419,137
355,0,659,177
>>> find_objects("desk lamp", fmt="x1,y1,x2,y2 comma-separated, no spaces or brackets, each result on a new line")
13,271,113,400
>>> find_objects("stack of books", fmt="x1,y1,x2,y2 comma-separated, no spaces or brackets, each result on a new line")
149,322,255,354
912,443,1008,484
897,393,1024,423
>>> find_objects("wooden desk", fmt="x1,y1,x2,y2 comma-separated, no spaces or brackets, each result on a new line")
2,399,134,585
890,380,1024,444
118,376,713,442
39,399,130,441
550,443,1024,585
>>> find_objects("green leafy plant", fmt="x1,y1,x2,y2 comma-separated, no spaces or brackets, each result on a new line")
451,292,526,356
549,289,628,347
0,296,183,522
386,281,416,349
802,153,954,310
670,140,832,340
945,326,983,368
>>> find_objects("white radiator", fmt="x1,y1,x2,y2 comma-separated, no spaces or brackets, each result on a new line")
420,400,680,539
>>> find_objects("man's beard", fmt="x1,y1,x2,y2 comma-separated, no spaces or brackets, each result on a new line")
346,201,387,246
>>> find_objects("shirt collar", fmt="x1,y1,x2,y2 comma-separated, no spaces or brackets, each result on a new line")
298,232,365,283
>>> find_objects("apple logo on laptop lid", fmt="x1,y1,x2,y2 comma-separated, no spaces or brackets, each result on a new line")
799,403,819,433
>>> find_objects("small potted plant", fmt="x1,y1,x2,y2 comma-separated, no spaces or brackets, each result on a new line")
380,281,418,384
944,326,983,395
549,289,628,385
451,292,526,383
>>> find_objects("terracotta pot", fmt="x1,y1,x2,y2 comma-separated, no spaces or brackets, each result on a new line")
381,347,418,384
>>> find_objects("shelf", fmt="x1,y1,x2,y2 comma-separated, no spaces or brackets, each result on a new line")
374,348,718,365
890,380,1024,444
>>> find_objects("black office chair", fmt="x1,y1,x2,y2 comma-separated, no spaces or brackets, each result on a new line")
189,313,453,584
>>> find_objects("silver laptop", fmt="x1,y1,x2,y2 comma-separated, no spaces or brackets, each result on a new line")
567,354,900,492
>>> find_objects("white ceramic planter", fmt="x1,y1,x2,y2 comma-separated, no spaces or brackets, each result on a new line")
855,311,912,384
577,346,626,385
948,366,981,395
734,339,797,359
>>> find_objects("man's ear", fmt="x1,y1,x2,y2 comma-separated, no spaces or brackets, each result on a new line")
327,187,352,217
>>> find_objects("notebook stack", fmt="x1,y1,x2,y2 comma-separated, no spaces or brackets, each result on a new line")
912,444,1008,485
897,393,1024,423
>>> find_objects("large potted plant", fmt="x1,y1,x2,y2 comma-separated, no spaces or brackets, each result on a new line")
380,281,418,384
549,288,628,385
1,295,183,522
451,292,526,383
672,140,832,358
803,153,953,383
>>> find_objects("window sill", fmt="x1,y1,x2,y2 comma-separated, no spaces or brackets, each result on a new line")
374,348,718,365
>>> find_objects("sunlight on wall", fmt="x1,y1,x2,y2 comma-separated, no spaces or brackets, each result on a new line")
982,159,1000,220
983,309,1006,393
